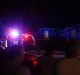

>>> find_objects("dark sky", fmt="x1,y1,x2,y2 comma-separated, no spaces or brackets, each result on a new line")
0,0,80,29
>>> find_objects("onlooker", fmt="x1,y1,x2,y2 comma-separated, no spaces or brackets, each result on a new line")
0,45,31,75
0,46,8,75
35,41,57,75
57,41,79,75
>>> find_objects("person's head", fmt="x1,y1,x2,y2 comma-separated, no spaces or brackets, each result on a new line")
65,41,77,58
44,41,56,56
76,41,80,56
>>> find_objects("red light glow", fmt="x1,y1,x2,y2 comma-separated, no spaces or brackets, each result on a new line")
33,61,38,66
25,35,28,38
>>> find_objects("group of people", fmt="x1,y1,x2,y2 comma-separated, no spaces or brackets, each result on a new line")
34,40,79,75
0,40,79,75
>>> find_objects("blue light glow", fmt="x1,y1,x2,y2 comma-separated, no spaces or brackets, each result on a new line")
10,30,19,38
62,29,71,40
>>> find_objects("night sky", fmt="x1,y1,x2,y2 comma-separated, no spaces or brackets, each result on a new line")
0,0,80,29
